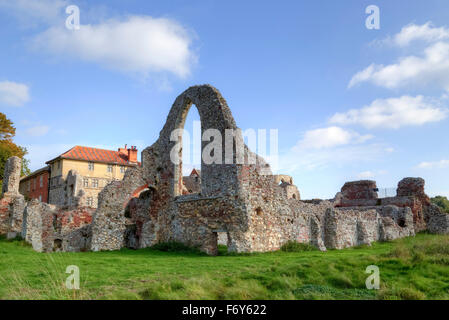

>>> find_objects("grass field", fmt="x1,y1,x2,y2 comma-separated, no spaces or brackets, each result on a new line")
0,233,448,300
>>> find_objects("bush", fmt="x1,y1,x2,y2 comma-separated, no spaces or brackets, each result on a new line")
431,196,449,214
280,241,317,252
150,241,202,254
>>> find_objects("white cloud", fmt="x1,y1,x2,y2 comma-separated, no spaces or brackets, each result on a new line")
32,16,197,78
25,125,50,137
330,95,448,129
297,126,373,149
417,159,449,169
0,81,30,106
391,22,449,47
349,41,449,91
357,171,375,179
356,170,387,179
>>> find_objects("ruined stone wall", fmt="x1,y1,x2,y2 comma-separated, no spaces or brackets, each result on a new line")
23,200,57,252
56,206,94,251
48,170,85,207
323,206,414,249
89,85,424,255
21,200,95,252
335,177,441,233
90,166,146,251
0,156,26,238
2,156,21,194
90,85,251,253
425,204,449,234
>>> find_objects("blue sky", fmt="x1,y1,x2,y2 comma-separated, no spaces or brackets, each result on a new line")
0,0,448,199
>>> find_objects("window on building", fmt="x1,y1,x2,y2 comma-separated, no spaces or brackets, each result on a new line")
83,178,89,187
39,175,43,188
107,164,113,173
57,161,61,169
88,162,94,171
28,181,31,192
33,179,36,190
38,195,42,202
120,166,125,173
92,179,99,188
87,197,93,207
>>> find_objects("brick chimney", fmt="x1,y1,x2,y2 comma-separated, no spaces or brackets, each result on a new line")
127,146,138,163
118,144,128,156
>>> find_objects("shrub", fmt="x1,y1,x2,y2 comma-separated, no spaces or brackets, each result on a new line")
280,241,317,252
431,196,449,214
150,241,202,254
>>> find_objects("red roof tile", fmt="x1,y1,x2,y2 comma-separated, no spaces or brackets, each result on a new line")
47,146,138,166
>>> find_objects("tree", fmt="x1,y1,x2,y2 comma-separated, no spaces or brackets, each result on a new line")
431,196,449,214
0,113,15,140
0,113,31,184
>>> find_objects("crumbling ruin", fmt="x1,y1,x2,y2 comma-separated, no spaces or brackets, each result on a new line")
1,85,448,254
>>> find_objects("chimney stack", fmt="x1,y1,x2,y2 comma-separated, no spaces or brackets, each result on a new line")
118,144,127,156
127,145,138,163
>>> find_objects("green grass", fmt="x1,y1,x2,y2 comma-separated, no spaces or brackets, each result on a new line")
0,233,448,300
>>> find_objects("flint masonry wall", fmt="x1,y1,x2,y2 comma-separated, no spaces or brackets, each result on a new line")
90,85,421,255
0,155,95,251
335,177,447,234
9,85,445,255
0,156,26,238
2,157,21,194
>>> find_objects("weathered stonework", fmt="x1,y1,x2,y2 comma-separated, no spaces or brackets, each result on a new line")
4,85,447,255
0,156,26,238
2,156,21,194
88,85,442,255
0,156,95,250
334,177,442,233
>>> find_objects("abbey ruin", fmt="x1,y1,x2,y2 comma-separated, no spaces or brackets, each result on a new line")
1,85,448,254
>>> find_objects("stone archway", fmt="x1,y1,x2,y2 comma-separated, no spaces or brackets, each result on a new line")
90,167,148,251
154,85,243,198
92,85,257,253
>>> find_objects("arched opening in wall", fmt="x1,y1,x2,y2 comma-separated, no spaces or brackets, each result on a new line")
217,232,228,248
174,103,202,196
122,186,154,249
53,239,62,251
292,194,296,199
398,218,406,228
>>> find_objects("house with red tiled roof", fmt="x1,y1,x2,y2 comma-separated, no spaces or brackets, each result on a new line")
19,145,140,208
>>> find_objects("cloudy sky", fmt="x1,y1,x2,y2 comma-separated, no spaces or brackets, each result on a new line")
0,0,448,199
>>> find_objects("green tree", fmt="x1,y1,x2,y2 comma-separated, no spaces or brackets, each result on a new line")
431,196,449,214
0,113,16,140
0,113,31,185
